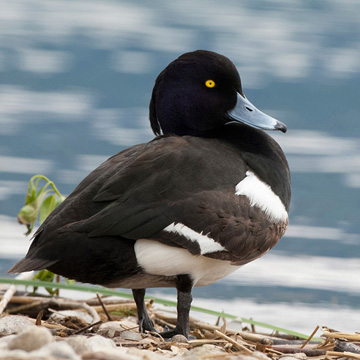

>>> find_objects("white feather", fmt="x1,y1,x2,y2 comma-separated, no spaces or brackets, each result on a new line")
235,171,288,222
134,239,240,286
163,222,226,255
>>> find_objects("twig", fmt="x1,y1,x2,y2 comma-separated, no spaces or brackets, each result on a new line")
154,317,176,329
214,329,253,355
55,274,60,296
300,325,319,349
322,331,360,341
79,302,100,323
250,317,256,333
96,293,112,321
9,297,101,324
90,302,138,313
87,298,153,306
72,320,103,335
36,310,43,326
0,271,34,314
191,319,273,345
27,317,68,330
0,295,49,304
188,339,228,346
154,311,286,345
265,348,284,355
272,345,325,356
326,351,360,359
316,337,334,350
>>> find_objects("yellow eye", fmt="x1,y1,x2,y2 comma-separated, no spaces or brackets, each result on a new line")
205,80,216,88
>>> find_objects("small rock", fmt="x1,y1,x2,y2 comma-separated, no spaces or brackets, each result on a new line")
252,351,275,360
65,335,92,355
0,348,29,359
83,348,142,360
0,334,15,350
9,326,53,352
98,320,138,338
127,347,170,360
186,344,225,357
280,355,307,360
170,345,189,356
119,330,143,341
87,335,116,351
49,310,93,324
171,334,188,343
0,315,35,335
116,319,139,329
32,341,80,360
97,322,123,338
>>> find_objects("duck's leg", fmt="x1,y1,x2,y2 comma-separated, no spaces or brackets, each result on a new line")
160,274,193,339
132,288,157,333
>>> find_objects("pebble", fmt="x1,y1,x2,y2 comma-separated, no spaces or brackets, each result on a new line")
87,334,117,351
82,347,146,360
252,351,274,360
127,347,170,360
0,348,29,359
32,341,80,360
0,334,15,350
65,335,92,355
0,315,35,335
184,344,225,357
171,334,189,343
119,330,143,341
49,310,93,324
0,315,274,360
8,326,53,352
98,320,139,338
280,355,307,360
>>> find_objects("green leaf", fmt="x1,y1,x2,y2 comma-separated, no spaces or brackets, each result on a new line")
56,195,66,205
33,269,55,282
17,204,39,225
18,190,49,235
39,195,57,224
33,270,56,295
18,175,66,236
65,278,76,285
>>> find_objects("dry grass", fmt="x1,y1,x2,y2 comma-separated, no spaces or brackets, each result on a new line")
1,291,360,359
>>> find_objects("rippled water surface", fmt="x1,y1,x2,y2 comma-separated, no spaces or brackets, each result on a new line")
1,0,359,334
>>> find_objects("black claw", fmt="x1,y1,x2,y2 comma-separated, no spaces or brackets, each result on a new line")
159,328,196,340
139,316,158,333
159,328,181,338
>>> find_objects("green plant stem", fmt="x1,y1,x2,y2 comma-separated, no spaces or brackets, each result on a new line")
29,175,63,198
0,277,317,339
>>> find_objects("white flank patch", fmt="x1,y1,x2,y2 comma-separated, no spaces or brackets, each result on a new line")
163,222,226,255
134,239,240,287
235,171,288,222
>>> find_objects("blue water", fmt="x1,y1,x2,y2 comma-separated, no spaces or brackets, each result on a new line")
1,0,359,334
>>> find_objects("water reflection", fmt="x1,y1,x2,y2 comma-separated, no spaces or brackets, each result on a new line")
1,0,359,334
0,86,93,121
0,156,52,174
273,131,360,187
1,0,360,83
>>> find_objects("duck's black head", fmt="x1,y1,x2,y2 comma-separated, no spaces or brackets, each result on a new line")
150,50,286,137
